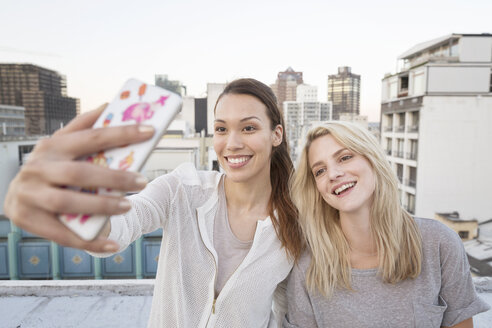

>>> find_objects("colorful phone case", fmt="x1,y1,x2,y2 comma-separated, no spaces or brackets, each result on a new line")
59,79,182,240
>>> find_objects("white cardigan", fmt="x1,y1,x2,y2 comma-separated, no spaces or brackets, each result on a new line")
99,162,292,327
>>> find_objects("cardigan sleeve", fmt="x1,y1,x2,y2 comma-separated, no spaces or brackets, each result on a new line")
90,162,197,256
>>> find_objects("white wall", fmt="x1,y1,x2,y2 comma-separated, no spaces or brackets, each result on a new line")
459,37,492,63
143,148,198,180
0,139,39,215
427,66,491,93
416,95,492,221
207,83,226,137
180,96,195,133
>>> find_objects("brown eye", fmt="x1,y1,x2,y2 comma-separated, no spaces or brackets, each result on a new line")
243,125,256,132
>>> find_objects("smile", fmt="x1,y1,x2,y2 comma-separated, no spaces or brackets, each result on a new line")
227,156,250,164
332,182,357,195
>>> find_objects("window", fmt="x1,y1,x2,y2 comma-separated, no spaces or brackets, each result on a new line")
490,71,492,92
458,231,469,239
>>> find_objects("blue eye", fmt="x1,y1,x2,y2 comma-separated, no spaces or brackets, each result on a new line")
314,168,325,177
340,155,353,162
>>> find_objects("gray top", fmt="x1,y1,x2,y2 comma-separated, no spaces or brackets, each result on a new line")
284,218,490,328
214,177,253,295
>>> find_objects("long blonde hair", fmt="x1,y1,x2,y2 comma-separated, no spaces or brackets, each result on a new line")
290,121,422,297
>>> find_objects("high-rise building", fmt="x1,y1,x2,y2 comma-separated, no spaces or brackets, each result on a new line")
155,74,187,96
0,64,79,135
380,33,492,221
271,67,303,107
327,66,360,120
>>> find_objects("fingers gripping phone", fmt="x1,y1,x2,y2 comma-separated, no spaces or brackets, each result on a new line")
59,79,182,240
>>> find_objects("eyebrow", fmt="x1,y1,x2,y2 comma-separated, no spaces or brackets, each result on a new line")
310,148,348,170
214,116,261,123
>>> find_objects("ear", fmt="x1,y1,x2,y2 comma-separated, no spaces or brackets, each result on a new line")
272,124,283,147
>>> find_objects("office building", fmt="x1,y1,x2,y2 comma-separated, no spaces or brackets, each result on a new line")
271,67,303,106
380,33,492,221
328,66,360,120
0,64,79,135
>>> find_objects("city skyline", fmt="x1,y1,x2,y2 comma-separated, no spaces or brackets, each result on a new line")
1,0,491,121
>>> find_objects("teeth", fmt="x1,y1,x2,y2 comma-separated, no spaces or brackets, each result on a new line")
334,182,355,195
227,157,249,164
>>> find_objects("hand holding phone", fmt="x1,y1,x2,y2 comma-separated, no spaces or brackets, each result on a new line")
59,79,182,241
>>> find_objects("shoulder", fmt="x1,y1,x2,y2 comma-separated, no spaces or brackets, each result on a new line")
414,217,467,266
414,217,462,247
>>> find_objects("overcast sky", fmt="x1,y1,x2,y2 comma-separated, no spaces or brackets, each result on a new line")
1,0,491,121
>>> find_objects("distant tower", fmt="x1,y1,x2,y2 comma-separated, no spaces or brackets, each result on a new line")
155,74,187,96
327,66,360,120
270,67,303,107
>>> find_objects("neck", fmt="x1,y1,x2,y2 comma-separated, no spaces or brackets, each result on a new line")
340,208,377,255
224,173,272,214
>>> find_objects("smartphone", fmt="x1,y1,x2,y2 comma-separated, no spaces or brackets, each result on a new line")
59,79,182,240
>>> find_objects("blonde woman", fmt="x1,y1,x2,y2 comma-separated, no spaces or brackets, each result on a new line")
285,121,489,328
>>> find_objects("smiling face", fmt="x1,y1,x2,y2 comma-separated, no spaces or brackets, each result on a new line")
213,93,282,184
308,134,376,216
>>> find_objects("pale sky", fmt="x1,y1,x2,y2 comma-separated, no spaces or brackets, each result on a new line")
1,0,491,121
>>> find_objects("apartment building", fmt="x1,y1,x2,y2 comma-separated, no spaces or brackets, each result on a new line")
380,33,492,221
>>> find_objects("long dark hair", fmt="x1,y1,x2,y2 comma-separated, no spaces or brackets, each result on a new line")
215,78,302,261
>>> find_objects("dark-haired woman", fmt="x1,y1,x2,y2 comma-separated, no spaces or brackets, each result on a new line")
5,78,303,327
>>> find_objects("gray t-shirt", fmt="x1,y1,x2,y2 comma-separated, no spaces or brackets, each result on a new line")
213,177,253,295
284,218,490,328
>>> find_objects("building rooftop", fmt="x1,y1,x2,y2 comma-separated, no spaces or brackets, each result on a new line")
398,33,492,60
436,211,479,223
0,278,491,327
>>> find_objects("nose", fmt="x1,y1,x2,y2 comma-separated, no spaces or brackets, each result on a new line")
226,131,244,150
328,164,344,181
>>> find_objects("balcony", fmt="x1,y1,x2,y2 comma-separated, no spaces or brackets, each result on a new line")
383,126,393,132
393,150,404,158
404,179,416,188
396,125,405,133
407,125,419,133
406,152,418,160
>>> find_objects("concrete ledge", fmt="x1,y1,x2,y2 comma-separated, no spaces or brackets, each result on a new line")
0,279,155,297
